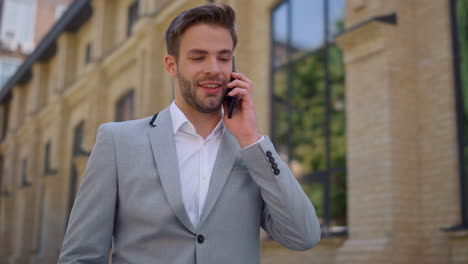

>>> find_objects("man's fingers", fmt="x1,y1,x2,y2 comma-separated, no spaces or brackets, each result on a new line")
232,72,253,85
227,87,248,100
228,79,251,91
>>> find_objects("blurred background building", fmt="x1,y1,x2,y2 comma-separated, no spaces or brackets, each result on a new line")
0,0,466,263
0,0,72,89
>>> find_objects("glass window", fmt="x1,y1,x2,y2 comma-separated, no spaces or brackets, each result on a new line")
44,141,57,174
73,122,85,156
21,158,31,187
454,0,468,226
0,0,36,47
1,100,10,141
115,90,135,122
0,156,3,195
85,43,92,64
271,0,347,235
0,60,20,88
127,0,139,36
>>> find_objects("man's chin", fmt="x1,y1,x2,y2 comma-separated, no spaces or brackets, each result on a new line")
197,98,224,113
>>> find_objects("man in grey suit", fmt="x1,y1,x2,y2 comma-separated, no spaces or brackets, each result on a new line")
58,3,320,264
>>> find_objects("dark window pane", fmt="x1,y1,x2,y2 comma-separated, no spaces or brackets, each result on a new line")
1,99,10,141
115,90,135,122
301,183,324,223
456,0,468,225
73,122,84,156
21,159,30,187
44,142,51,173
127,0,139,36
457,0,468,143
464,145,468,223
329,45,346,168
328,0,346,40
0,156,3,194
85,43,92,64
291,0,325,59
291,52,325,109
271,100,289,161
330,170,347,226
273,68,288,99
272,2,288,67
289,54,327,174
270,0,346,233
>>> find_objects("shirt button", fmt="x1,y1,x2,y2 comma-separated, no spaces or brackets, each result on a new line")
266,151,272,157
197,234,205,244
268,157,275,163
274,169,280,175
271,163,278,169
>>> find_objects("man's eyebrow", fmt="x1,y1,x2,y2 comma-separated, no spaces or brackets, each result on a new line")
186,49,233,55
187,49,209,55
218,49,233,55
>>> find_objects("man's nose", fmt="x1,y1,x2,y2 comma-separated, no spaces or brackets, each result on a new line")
203,58,221,75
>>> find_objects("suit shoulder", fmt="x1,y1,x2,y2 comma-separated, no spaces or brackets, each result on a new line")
98,116,153,135
101,116,152,129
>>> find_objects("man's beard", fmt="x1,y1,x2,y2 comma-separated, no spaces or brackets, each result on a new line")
177,71,226,113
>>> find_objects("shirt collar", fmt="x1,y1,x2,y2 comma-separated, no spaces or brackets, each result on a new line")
170,101,224,137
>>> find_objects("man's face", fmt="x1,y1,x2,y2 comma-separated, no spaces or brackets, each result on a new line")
165,23,234,113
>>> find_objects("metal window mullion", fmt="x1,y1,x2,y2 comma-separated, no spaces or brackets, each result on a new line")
286,0,293,163
450,0,468,227
323,0,332,234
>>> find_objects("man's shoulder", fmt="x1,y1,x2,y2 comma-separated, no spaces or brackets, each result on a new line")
98,116,155,137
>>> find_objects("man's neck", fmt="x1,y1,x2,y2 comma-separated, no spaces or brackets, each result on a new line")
175,101,222,139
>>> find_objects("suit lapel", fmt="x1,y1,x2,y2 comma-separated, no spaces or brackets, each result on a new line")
199,129,240,225
147,108,196,234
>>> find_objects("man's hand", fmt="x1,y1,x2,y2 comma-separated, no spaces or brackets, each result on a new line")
223,71,262,149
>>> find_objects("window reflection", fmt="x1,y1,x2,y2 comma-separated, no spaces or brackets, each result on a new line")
271,0,347,234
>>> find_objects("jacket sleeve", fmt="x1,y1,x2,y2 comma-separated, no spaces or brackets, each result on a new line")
240,136,321,251
58,123,117,263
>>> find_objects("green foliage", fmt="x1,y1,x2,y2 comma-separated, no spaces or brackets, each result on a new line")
272,45,347,223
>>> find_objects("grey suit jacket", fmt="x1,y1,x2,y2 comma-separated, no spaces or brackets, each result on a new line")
58,107,320,264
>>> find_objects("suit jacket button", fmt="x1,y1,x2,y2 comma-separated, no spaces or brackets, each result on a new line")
197,234,205,244
271,163,278,169
274,169,280,175
266,151,272,157
268,157,275,163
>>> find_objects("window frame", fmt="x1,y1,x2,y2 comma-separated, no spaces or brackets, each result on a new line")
270,0,347,236
115,89,135,122
450,0,468,228
127,0,140,36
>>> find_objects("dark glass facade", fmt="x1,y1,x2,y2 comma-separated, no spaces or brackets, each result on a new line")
452,0,468,227
271,0,347,235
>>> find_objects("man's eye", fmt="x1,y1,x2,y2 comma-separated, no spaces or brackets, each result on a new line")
219,58,230,62
191,57,203,61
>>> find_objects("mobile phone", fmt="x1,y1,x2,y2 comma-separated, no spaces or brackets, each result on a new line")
226,56,238,119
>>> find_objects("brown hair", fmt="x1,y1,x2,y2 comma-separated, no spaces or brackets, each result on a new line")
165,3,237,58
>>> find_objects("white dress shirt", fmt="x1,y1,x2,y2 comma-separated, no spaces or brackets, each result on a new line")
170,102,224,229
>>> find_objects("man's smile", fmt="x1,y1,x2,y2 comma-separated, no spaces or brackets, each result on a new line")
198,81,223,94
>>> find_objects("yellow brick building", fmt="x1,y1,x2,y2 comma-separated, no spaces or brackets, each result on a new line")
0,0,467,263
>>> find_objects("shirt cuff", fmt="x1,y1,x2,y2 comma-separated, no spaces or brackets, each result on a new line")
241,136,265,150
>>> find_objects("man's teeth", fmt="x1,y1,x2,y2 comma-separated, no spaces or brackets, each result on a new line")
202,84,219,88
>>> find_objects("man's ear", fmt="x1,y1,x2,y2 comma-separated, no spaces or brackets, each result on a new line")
164,54,177,77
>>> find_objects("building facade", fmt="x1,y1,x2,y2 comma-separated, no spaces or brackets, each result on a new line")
0,0,467,263
0,0,72,89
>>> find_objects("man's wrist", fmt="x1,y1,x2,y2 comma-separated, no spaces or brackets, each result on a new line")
238,134,263,149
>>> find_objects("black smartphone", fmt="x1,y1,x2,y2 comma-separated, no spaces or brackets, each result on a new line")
225,56,238,119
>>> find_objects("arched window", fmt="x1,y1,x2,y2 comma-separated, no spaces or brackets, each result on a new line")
271,0,346,236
